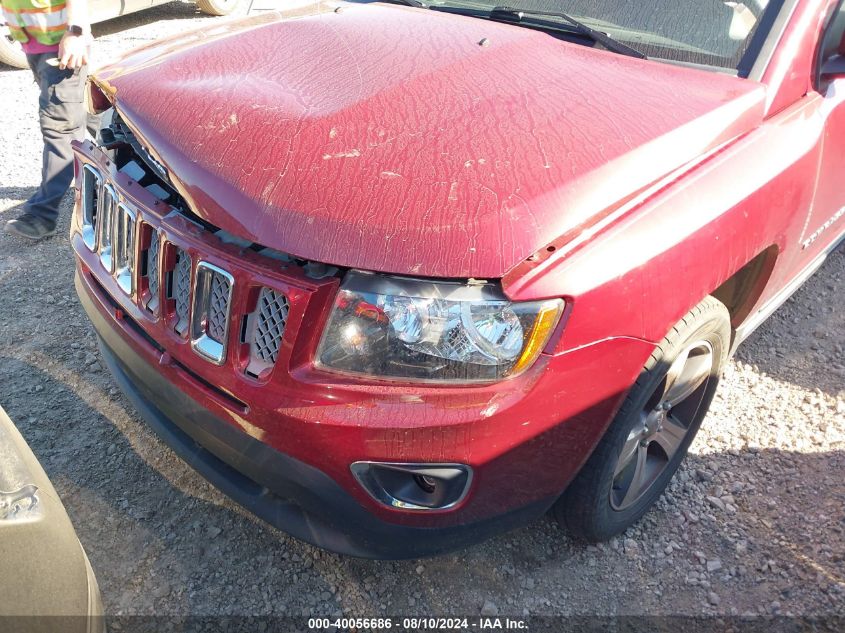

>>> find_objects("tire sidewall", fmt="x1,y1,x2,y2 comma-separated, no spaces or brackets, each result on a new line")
196,0,243,17
0,28,28,70
561,299,731,541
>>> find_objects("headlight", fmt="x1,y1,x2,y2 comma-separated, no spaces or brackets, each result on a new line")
316,271,564,382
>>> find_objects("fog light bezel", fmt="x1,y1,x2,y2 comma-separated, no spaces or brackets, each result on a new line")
350,462,473,511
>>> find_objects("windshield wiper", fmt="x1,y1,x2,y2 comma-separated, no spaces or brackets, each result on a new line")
488,6,647,59
379,0,428,7
375,1,647,60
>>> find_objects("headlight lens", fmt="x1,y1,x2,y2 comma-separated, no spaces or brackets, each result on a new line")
316,271,564,382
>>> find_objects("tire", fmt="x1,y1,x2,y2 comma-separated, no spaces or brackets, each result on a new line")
0,26,27,69
554,296,731,542
195,0,243,16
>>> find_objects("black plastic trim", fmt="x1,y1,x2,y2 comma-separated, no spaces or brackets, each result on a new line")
813,0,845,90
745,0,800,80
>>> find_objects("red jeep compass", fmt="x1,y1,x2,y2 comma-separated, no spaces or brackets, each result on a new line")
71,0,845,558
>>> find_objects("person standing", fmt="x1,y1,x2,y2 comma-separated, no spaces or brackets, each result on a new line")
2,0,92,241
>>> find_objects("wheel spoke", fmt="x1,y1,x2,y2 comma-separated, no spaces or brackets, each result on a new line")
661,346,691,401
615,430,642,477
653,415,688,460
612,340,716,511
619,445,650,508
664,346,712,406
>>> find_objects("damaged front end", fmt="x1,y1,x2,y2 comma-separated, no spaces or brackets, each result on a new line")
92,102,341,283
72,129,343,386
76,79,562,384
68,76,580,556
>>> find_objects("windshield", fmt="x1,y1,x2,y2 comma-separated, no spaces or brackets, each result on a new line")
372,0,785,72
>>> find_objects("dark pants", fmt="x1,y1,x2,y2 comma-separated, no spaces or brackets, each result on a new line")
25,52,97,227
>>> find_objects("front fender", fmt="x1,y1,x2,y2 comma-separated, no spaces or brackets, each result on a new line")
504,96,824,353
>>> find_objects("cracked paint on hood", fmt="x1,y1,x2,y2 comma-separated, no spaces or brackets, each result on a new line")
93,1,766,278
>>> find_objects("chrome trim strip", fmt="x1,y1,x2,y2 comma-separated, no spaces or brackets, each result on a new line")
80,164,101,251
97,183,117,273
190,262,234,365
114,203,136,296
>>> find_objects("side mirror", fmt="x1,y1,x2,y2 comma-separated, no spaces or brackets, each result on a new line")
821,54,845,80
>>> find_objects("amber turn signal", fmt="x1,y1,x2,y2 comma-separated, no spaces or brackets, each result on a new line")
509,300,564,376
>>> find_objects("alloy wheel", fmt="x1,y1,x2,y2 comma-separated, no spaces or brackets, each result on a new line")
610,340,714,511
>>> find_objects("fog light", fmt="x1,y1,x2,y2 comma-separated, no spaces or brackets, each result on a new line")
351,462,472,511
414,474,437,494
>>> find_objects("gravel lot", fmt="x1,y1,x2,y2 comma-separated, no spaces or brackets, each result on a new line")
0,1,843,625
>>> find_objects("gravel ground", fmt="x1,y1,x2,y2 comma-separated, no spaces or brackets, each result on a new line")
0,1,844,624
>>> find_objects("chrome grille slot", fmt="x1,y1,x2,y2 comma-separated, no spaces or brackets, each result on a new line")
169,248,191,336
80,164,101,251
114,203,136,295
191,262,234,365
145,229,160,312
245,287,289,376
97,184,117,273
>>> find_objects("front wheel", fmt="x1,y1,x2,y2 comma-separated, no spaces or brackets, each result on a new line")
195,0,243,16
554,296,731,542
0,26,27,69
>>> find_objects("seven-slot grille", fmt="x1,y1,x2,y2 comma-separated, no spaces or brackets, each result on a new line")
79,165,289,373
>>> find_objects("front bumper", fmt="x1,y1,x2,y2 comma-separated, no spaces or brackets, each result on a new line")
77,262,655,556
79,271,552,558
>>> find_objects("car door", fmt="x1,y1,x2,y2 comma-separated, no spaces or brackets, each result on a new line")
802,0,845,256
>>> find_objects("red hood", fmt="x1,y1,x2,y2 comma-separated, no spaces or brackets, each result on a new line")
94,1,765,279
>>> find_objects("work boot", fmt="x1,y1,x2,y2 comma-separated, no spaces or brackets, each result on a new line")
4,213,56,241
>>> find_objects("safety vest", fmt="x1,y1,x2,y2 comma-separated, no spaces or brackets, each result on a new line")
1,0,67,46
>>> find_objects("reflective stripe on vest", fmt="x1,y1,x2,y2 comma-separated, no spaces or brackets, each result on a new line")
1,0,67,46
